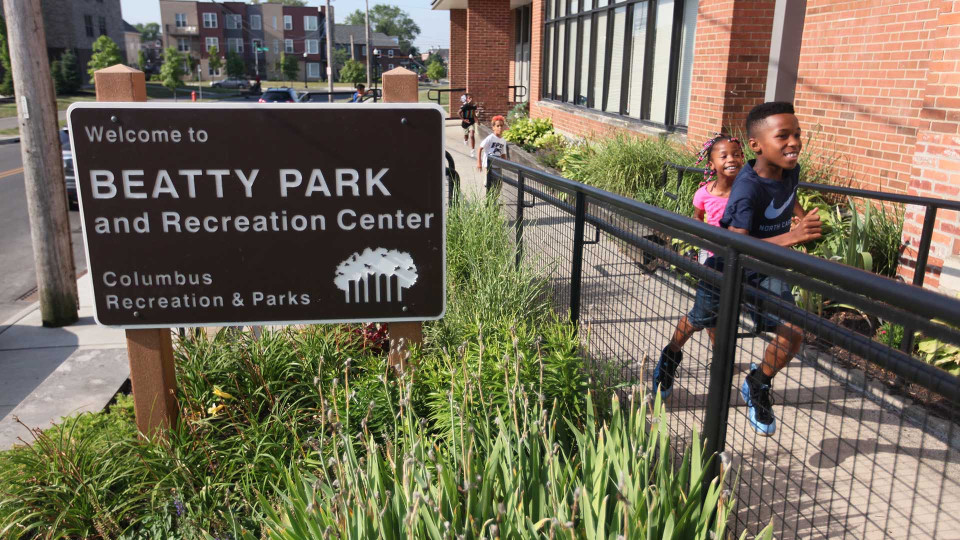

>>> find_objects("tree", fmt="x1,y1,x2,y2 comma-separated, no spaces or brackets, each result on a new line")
426,51,446,66
59,50,82,93
226,52,245,78
137,49,147,71
332,47,350,77
208,47,223,77
160,46,185,97
280,53,299,81
0,15,13,96
344,5,420,53
135,23,161,43
338,59,365,85
87,35,124,82
426,60,446,83
51,59,65,94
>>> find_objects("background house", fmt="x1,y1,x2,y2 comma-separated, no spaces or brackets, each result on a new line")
333,24,406,79
159,0,328,81
0,0,127,85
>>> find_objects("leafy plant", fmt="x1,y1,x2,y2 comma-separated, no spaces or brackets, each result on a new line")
338,59,366,85
426,59,446,82
876,321,904,349
504,117,555,149
239,385,770,540
534,131,567,169
507,100,529,124
160,47,185,95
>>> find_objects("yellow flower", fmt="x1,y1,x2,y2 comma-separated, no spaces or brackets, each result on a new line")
207,403,226,416
212,386,234,400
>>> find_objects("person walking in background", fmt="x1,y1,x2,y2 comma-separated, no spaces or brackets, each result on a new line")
459,93,478,158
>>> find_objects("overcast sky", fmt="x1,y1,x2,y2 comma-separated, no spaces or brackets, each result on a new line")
119,0,450,50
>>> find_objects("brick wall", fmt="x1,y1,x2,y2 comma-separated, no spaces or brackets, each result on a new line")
899,0,960,291
466,0,512,122
686,0,775,144
529,0,543,106
793,0,939,194
450,9,467,116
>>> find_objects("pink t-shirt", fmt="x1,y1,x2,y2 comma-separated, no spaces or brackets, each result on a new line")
693,183,729,227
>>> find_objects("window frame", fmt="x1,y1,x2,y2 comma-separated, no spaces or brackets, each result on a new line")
304,15,318,31
205,37,219,51
84,15,94,37
228,37,244,53
284,39,294,53
541,0,694,131
177,38,190,52
250,14,262,30
203,12,218,28
175,13,187,28
98,16,107,36
306,39,319,54
283,15,293,30
227,14,242,30
307,62,320,78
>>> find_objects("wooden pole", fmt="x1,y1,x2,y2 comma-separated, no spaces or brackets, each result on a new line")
2,0,78,327
325,0,335,92
364,0,372,87
95,64,177,438
381,66,423,369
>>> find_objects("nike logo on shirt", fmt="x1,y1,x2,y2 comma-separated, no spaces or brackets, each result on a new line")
764,193,794,219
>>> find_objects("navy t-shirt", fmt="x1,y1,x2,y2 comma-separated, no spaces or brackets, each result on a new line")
719,160,800,239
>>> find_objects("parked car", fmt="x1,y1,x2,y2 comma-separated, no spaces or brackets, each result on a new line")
258,88,298,103
210,77,249,89
59,129,77,210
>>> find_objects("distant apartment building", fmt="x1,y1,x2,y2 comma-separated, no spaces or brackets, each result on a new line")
333,24,406,77
0,0,128,85
159,0,327,81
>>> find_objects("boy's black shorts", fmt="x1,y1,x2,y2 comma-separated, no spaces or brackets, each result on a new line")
686,256,795,332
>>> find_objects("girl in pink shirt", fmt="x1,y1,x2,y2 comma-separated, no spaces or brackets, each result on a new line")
653,135,744,399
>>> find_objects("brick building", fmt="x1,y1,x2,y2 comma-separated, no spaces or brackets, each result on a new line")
159,0,327,81
433,0,960,295
0,0,128,85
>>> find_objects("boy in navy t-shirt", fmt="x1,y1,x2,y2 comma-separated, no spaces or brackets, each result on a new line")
719,101,822,436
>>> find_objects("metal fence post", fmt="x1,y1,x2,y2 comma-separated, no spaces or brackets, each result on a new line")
901,204,938,355
515,171,527,269
701,247,743,498
570,191,587,325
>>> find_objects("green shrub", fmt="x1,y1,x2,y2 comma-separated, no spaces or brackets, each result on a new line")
241,387,770,540
533,131,567,169
507,100,529,124
504,117,554,149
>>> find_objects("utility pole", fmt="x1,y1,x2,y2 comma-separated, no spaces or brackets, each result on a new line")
325,0,334,93
2,0,78,326
350,35,355,61
364,0,372,87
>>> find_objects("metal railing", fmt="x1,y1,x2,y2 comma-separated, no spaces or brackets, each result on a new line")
426,88,465,119
508,85,528,103
487,156,960,539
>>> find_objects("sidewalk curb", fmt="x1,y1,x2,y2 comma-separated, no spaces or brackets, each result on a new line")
0,302,38,336
0,136,20,145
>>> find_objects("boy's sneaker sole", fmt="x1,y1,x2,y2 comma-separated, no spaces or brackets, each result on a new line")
740,370,776,437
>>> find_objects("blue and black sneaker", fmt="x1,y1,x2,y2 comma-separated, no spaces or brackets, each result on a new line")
740,363,776,436
653,346,682,399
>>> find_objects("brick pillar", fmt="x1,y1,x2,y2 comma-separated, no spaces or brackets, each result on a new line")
466,0,512,122
529,0,543,106
686,0,775,144
899,2,960,293
450,9,467,116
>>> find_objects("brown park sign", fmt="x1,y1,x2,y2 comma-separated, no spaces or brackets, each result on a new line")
67,103,446,328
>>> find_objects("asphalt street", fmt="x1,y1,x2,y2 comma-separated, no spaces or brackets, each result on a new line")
0,141,86,322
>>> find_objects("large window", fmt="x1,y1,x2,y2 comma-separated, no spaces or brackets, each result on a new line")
205,37,219,51
203,13,218,28
306,39,319,54
304,16,318,31
283,15,293,30
228,38,243,53
175,13,187,27
542,0,697,129
250,15,262,30
227,14,242,30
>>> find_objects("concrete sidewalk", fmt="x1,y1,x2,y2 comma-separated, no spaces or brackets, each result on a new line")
0,274,129,450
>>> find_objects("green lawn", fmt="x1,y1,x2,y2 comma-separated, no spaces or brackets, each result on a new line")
419,84,451,105
0,93,96,119
0,119,67,137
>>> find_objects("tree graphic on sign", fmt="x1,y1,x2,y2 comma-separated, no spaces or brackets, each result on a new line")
334,248,418,303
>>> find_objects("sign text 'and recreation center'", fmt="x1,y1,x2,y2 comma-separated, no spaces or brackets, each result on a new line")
67,103,446,327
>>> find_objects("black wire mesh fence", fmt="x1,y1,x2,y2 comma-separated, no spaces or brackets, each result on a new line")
487,157,960,540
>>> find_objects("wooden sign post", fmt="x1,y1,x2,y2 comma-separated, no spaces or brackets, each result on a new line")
382,67,424,370
94,65,178,438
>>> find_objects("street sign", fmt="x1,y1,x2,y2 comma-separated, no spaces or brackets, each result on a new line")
67,103,447,328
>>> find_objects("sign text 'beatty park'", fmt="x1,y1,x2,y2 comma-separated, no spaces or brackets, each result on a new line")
68,103,446,327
